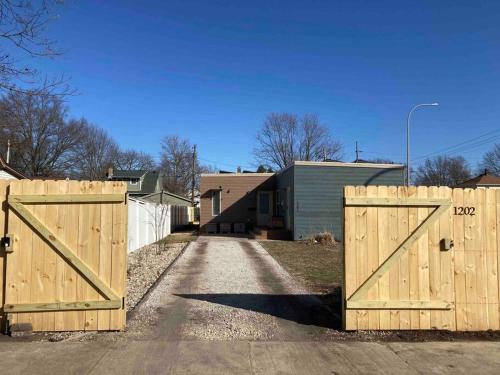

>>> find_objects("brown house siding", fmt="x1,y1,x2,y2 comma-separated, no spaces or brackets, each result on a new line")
200,173,275,232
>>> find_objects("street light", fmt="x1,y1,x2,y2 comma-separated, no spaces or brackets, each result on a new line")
406,102,439,186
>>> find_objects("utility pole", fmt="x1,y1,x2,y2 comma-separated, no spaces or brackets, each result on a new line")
6,139,11,164
191,144,196,206
355,141,362,162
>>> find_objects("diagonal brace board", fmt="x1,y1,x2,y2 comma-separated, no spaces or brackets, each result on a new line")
6,201,121,312
345,197,451,309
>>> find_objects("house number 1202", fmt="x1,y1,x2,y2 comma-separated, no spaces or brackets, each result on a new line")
454,206,475,216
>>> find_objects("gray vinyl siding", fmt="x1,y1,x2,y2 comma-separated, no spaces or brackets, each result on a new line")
292,165,404,241
276,166,294,231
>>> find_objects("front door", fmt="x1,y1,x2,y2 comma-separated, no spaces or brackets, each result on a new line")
257,191,272,227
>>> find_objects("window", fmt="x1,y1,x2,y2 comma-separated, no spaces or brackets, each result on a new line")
129,179,138,185
212,190,221,216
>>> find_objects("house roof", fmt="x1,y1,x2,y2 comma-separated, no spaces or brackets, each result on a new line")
110,169,161,196
455,172,500,188
0,155,27,179
112,170,147,179
292,160,404,169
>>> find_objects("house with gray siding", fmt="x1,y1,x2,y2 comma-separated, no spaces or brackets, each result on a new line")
280,161,404,240
200,160,404,240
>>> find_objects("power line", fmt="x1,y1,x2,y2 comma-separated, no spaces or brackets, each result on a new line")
413,129,500,161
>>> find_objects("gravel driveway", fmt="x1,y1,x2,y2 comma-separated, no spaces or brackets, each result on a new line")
137,236,338,341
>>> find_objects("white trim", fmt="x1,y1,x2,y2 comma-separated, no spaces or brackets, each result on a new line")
212,190,221,216
292,160,404,169
200,161,404,179
201,173,275,177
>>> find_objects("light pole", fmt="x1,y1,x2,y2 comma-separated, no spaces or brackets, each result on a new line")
406,102,439,186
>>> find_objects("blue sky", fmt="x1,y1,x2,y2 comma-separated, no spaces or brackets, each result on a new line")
31,0,500,171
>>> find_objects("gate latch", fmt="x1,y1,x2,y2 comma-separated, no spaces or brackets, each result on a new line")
1,234,16,253
441,238,454,251
1,236,11,253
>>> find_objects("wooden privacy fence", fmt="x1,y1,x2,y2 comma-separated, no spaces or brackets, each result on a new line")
0,180,127,332
343,185,500,331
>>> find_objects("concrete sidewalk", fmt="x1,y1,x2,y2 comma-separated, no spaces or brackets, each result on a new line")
1,340,500,374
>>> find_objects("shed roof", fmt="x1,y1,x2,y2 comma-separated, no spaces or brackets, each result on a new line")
142,190,192,206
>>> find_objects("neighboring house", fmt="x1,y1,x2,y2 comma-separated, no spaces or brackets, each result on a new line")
200,160,405,240
106,168,162,197
454,170,500,189
0,155,27,180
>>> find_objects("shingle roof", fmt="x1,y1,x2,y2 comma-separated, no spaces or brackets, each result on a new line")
455,172,500,188
112,170,147,179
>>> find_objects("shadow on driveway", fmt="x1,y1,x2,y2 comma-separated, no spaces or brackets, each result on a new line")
174,293,342,330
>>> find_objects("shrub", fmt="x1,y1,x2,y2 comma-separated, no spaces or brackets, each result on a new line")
310,231,336,246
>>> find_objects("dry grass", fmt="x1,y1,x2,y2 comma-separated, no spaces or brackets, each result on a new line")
158,232,198,245
259,240,342,294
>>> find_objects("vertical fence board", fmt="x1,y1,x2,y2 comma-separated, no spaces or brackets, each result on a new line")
97,182,113,331
17,180,35,327
397,186,410,329
453,188,467,331
377,186,390,329
388,186,400,329
0,181,10,325
485,188,499,330
428,186,441,329
366,186,379,330
439,187,455,330
343,186,357,330
355,186,368,329
110,182,127,330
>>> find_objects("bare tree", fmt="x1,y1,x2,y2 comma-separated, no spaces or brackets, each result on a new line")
160,135,210,198
299,114,342,161
115,149,155,171
160,135,192,195
414,155,472,186
254,112,343,170
71,119,119,180
0,0,71,94
479,143,500,176
148,203,170,253
0,90,81,177
366,158,396,164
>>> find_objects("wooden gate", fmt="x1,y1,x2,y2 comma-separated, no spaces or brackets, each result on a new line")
343,185,500,331
0,180,127,332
